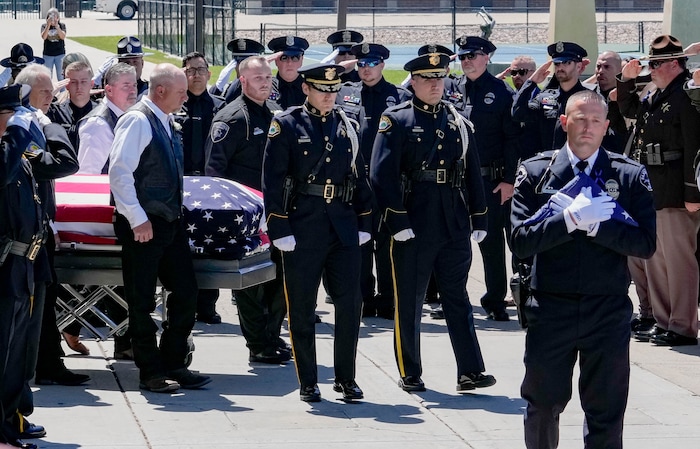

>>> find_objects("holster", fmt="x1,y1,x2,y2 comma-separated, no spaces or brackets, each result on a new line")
645,143,663,166
400,172,412,205
451,160,465,188
282,176,296,214
342,175,356,202
511,262,532,329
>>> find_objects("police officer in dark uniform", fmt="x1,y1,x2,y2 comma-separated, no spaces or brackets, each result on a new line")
205,56,289,363
510,90,656,449
116,36,150,99
173,52,226,324
211,38,266,104
325,29,364,83
262,63,373,402
371,53,496,393
512,41,589,152
0,84,43,449
451,36,521,321
267,35,309,110
336,42,411,318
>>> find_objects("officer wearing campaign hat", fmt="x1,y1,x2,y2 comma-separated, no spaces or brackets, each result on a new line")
263,61,372,402
325,30,364,82
451,34,522,323
268,35,310,109
116,36,150,97
371,52,495,394
215,38,267,102
1,43,45,85
513,40,590,152
336,43,411,319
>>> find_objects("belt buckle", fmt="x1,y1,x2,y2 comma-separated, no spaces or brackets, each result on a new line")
436,169,447,184
27,240,41,261
323,184,335,199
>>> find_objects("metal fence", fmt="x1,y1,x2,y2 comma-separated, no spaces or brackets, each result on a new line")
0,0,40,18
137,1,664,66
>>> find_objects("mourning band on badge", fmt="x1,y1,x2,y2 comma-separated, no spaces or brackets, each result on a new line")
378,116,392,132
268,120,281,137
210,122,230,143
514,165,527,188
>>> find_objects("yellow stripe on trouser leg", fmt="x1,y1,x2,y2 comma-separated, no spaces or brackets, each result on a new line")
281,253,301,384
390,238,406,377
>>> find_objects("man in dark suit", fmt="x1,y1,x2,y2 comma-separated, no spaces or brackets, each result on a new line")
511,90,656,449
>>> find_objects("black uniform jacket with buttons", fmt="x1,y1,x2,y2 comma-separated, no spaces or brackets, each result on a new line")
271,75,306,110
173,90,225,174
617,71,700,209
510,148,656,296
451,71,521,183
1,124,43,297
262,102,373,248
205,95,281,190
336,78,412,163
370,98,488,242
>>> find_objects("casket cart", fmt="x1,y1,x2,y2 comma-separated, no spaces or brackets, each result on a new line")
53,175,275,341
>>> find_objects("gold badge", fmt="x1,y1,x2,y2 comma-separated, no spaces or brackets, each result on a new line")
378,116,392,133
268,120,281,138
429,53,440,66
325,67,336,81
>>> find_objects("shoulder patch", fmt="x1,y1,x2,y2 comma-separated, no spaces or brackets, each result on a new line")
639,167,653,192
210,122,230,143
378,116,392,133
268,120,281,138
514,165,528,188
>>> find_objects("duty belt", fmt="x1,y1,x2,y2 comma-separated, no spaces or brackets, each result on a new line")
657,150,682,161
411,168,455,184
298,183,347,199
8,239,43,261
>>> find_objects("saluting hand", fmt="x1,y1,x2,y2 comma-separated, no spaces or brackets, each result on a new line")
621,59,643,82
529,60,552,85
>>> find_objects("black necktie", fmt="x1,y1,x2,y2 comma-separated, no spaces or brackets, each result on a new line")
575,160,588,175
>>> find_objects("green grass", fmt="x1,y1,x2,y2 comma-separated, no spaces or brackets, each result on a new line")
69,36,441,86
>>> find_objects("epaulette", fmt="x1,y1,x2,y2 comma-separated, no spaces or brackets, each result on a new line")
605,149,639,166
528,150,557,162
386,100,412,113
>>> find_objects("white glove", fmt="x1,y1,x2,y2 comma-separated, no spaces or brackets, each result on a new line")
564,187,615,230
548,191,574,213
358,231,371,246
320,48,339,64
92,56,117,86
393,228,415,242
0,67,11,87
471,230,487,243
7,107,33,131
215,59,238,91
273,235,296,252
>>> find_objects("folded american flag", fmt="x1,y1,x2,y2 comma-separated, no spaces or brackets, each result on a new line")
524,173,639,227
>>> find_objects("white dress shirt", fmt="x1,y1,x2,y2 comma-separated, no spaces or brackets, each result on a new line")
77,98,126,174
109,97,173,229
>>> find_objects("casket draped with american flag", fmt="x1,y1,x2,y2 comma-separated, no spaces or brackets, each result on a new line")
54,175,267,260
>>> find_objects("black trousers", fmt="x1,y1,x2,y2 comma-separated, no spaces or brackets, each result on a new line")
477,179,509,312
115,214,198,381
19,281,46,418
0,292,31,442
360,210,393,309
391,235,485,378
522,291,632,449
233,247,287,354
35,233,65,377
281,238,361,388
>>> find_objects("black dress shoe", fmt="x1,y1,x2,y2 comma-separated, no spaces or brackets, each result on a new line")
139,376,180,393
631,316,656,333
398,375,426,392
361,304,377,318
430,306,445,320
333,379,364,401
19,420,46,439
196,311,222,324
375,307,394,320
35,368,90,386
7,439,37,449
315,314,322,323
166,368,212,389
651,330,698,346
249,348,290,364
486,309,510,321
300,384,321,402
634,324,666,342
457,372,497,392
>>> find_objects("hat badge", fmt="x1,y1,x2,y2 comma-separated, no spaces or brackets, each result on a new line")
556,41,564,53
361,43,370,54
325,67,336,81
286,36,295,46
18,55,27,63
428,45,437,53
126,43,133,53
459,36,467,46
342,30,351,43
237,39,246,51
429,53,440,66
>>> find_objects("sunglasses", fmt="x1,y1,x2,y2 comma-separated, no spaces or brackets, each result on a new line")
458,52,486,61
279,54,301,62
649,59,672,69
357,60,381,68
185,67,208,76
510,69,530,77
338,51,351,56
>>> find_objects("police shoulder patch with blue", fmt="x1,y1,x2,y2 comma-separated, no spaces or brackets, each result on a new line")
639,167,653,191
514,164,528,188
378,115,392,133
268,120,281,138
210,122,230,143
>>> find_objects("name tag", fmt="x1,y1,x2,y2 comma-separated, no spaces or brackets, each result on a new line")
297,137,311,144
541,186,558,194
411,127,424,133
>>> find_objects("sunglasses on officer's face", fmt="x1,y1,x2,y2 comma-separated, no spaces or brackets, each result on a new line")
357,60,381,68
279,54,301,62
510,69,530,77
459,52,486,61
649,59,673,69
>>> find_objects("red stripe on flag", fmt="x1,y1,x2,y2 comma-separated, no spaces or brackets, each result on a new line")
55,204,114,224
55,181,111,194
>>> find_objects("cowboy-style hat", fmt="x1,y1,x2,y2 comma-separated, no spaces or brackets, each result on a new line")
0,43,44,68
